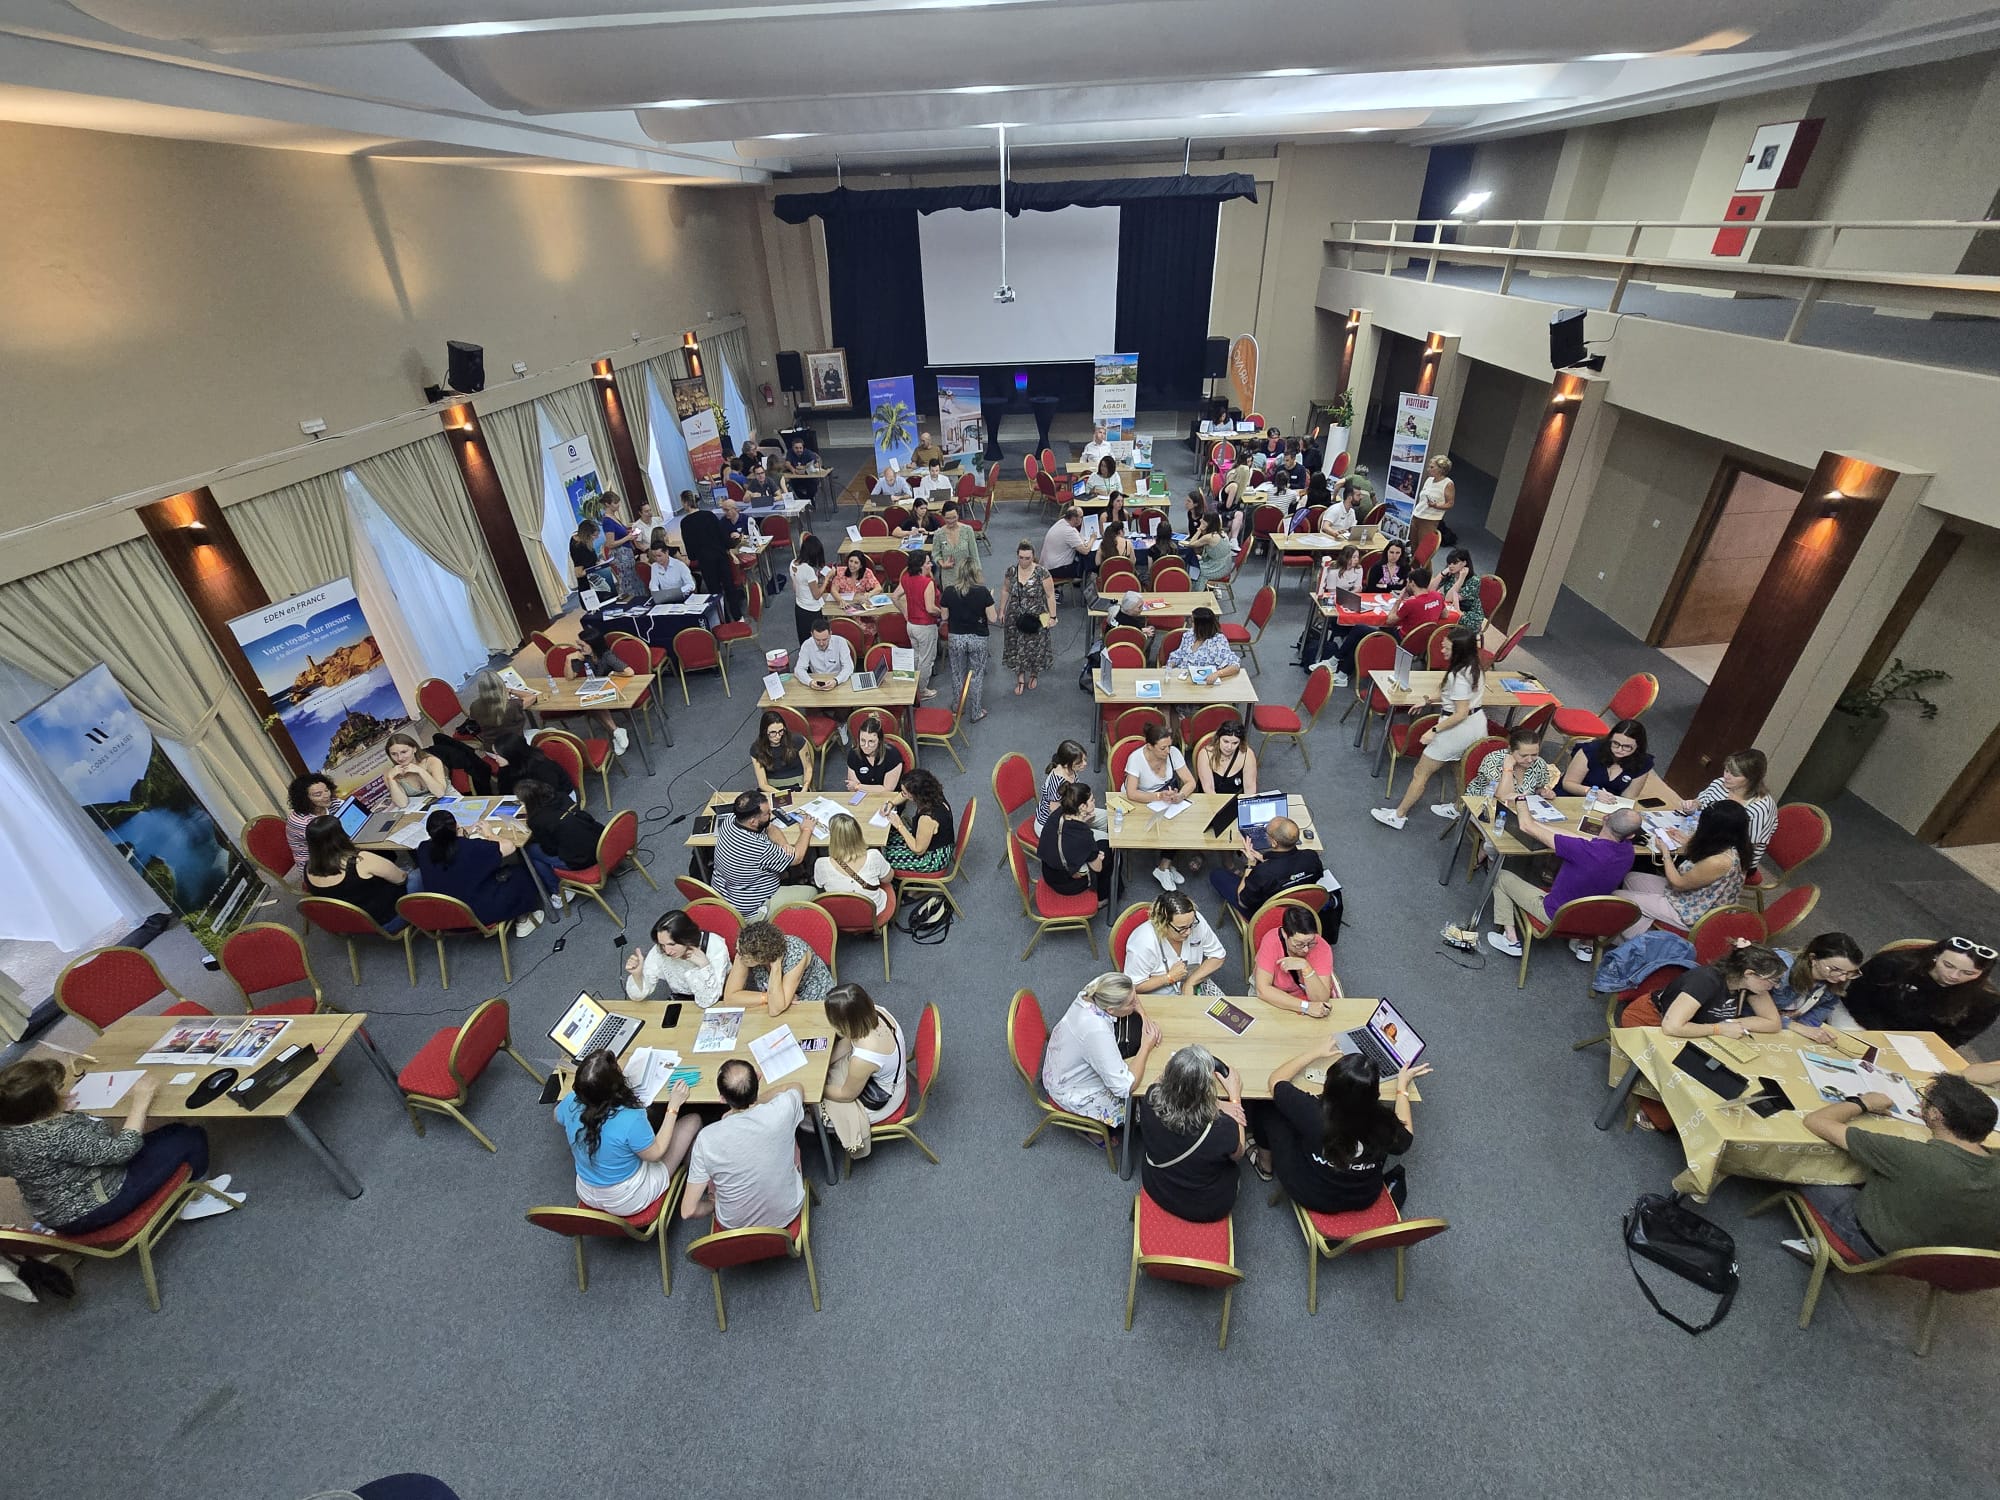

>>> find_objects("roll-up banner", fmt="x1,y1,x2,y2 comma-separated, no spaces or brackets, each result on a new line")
673,376,725,480
868,375,919,474
551,435,603,522
1092,353,1138,460
935,375,985,464
1380,392,1438,542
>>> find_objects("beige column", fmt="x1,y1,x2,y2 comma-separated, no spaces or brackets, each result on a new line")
1492,371,1616,638
1418,334,1468,462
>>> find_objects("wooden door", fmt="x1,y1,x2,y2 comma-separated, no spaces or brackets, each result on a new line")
1657,465,1804,647
1924,717,2000,847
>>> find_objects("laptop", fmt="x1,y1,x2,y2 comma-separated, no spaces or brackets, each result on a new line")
853,670,878,691
1393,643,1415,690
548,992,644,1063
1236,791,1289,850
1097,656,1116,695
1333,585,1365,612
1071,477,1090,500
1339,998,1427,1074
337,794,410,845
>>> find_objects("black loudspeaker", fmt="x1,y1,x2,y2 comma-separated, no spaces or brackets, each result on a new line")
447,340,485,393
776,350,805,393
1549,309,1588,370
1203,337,1229,378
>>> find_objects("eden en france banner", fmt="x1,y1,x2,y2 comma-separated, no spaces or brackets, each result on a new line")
1380,392,1438,542
1092,353,1138,460
550,435,603,523
868,375,918,474
15,664,259,952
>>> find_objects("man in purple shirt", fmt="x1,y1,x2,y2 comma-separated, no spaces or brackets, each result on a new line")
1485,804,1642,960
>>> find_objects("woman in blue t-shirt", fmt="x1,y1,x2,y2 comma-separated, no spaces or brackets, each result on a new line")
555,1050,700,1215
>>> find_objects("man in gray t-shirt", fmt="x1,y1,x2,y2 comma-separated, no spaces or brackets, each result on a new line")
682,1060,806,1231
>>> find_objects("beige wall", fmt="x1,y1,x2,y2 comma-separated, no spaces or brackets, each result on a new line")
1848,524,2000,830
0,120,780,551
1448,360,1538,477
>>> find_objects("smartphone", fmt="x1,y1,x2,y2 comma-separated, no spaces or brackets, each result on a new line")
1211,1058,1230,1078
801,1036,830,1052
664,1003,683,1029
1638,797,1667,809
849,790,867,805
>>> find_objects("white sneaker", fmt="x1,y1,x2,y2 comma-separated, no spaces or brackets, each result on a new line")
1570,939,1595,962
612,727,631,755
1780,1237,1815,1265
1330,671,1349,687
548,891,567,909
181,1180,245,1221
1369,808,1407,830
1485,931,1523,957
1152,865,1177,891
1429,803,1459,820
514,913,540,938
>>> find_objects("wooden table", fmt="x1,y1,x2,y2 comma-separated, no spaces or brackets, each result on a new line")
1263,528,1387,585
1090,668,1260,769
823,591,902,621
760,673,918,740
860,489,956,515
70,1012,388,1198
1106,791,1321,905
1600,1026,1981,1199
589,997,841,1182
532,671,662,773
1119,994,1418,1178
1089,591,1219,619
364,800,563,923
685,789,901,855
839,535,930,560
1361,668,1558,775
1436,792,1596,928
1303,591,1457,667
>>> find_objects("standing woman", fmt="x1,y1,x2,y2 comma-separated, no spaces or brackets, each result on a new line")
1680,749,1779,868
1617,800,1753,939
1561,718,1656,800
1365,539,1408,593
285,772,339,877
302,815,410,924
893,550,942,701
555,1050,698,1215
817,984,909,1161
1196,718,1258,797
1248,1047,1426,1206
1001,540,1057,696
1038,780,1111,902
942,559,998,725
1122,890,1228,998
1410,456,1455,558
884,767,955,875
382,733,450,807
1845,938,1999,1048
1371,626,1487,830
1041,973,1161,1129
790,533,832,642
1432,547,1484,639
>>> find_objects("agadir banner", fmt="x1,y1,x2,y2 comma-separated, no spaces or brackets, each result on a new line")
1227,334,1259,416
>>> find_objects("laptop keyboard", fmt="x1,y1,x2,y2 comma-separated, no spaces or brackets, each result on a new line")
581,1015,628,1055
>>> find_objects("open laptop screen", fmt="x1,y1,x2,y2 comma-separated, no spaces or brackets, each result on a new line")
336,798,370,838
1237,792,1288,830
549,994,608,1058
1367,998,1426,1069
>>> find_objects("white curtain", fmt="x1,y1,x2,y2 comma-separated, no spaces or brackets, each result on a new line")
478,402,571,613
342,471,491,700
643,366,700,514
713,347,754,457
535,406,586,578
0,658,164,949
617,364,656,514
347,436,516,649
701,326,757,449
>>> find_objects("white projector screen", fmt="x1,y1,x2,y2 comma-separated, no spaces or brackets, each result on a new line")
919,205,1121,365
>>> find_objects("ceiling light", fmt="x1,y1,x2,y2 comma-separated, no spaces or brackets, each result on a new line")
1261,68,1318,77
648,99,712,109
1346,127,1381,134
438,22,521,38
763,133,816,140
1451,190,1492,219
951,84,1013,94
1198,112,1244,119
1584,52,1646,61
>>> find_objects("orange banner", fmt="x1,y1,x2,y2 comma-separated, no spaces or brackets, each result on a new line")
1227,334,1259,416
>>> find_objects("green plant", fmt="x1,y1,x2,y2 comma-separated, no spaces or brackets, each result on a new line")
1328,388,1354,428
1836,658,1951,720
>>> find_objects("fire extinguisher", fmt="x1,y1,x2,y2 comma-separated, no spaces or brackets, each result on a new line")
760,382,775,406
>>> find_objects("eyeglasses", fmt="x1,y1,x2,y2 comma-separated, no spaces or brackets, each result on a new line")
1169,919,1198,935
1949,936,1998,961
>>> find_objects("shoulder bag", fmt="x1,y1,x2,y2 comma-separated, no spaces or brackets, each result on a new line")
1623,1191,1738,1335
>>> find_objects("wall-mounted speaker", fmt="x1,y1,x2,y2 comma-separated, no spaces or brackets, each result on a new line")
447,340,485,394
1548,308,1602,371
776,350,805,393
1203,337,1229,379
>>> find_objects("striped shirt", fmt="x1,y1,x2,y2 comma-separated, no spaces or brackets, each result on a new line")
714,817,795,914
1695,781,1777,868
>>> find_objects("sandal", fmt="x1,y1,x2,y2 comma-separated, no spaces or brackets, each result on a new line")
969,710,989,724
1028,675,1039,690
1013,680,1025,696
1252,1150,1275,1182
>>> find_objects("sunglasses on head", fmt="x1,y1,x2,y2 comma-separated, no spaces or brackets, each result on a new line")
1948,936,1998,961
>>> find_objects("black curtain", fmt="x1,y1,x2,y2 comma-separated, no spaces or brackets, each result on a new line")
1115,197,1221,406
820,200,930,410
773,174,1255,223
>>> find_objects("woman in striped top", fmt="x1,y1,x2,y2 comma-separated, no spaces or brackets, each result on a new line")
1680,748,1777,868
1035,740,1091,835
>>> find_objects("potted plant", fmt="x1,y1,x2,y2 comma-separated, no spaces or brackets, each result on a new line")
1787,658,1951,804
1321,388,1355,475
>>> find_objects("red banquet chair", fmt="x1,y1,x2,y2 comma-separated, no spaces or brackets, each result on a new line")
1220,585,1277,673
992,751,1042,871
217,923,325,1016
816,890,897,983
1760,883,1822,942
1126,1190,1244,1349
298,897,416,986
417,677,471,736
773,901,840,983
0,1166,237,1311
1552,671,1659,742
1282,1186,1451,1314
1690,905,1768,966
1108,901,1153,969
684,1187,821,1331
1516,895,1642,991
526,1167,686,1297
1007,989,1115,1170
683,897,742,950
672,626,732,703
396,997,543,1154
1338,631,1401,751
1253,663,1338,769
713,582,764,667
240,815,299,890
863,1000,942,1168
1007,836,1097,960
55,947,213,1035
396,891,517,988
556,810,660,925
1744,803,1833,909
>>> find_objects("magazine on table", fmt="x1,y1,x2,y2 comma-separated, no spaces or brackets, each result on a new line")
140,1018,251,1065
694,1008,745,1053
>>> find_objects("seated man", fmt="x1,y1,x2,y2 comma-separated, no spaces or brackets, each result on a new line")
1483,804,1641,959
1332,565,1440,681
871,463,913,499
1791,1074,2000,1259
1211,815,1332,921
1041,506,1094,584
680,1059,808,1232
786,436,824,506
714,790,818,917
1253,903,1338,1018
1445,725,1559,820
741,459,780,501
718,496,754,543
916,459,954,501
911,429,945,467
1080,423,1114,468
794,619,855,690
646,542,696,603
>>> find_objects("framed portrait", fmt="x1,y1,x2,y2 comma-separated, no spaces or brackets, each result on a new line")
803,348,851,409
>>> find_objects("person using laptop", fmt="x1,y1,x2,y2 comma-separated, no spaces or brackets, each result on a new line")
680,1059,806,1233
724,920,833,1016
1123,891,1228,998
794,618,855,691
713,790,818,918
382,733,450,809
646,541,695,603
623,909,729,1009
1254,904,1339,1018
302,814,412,925
555,1050,698,1216
1210,815,1326,921
917,458,954,501
871,462,914,500
1247,1044,1427,1205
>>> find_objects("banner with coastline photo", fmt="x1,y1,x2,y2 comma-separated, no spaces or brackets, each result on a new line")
550,434,603,523
935,374,985,463
1092,353,1138,460
868,375,918,474
672,376,725,481
1380,391,1438,541
227,579,415,804
15,665,259,952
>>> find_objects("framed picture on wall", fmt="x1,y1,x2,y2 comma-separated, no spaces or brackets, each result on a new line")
802,348,852,409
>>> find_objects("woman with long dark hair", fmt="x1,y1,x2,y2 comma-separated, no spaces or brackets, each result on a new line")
1561,718,1657,800
885,767,954,874
790,532,832,642
1846,937,2000,1048
1038,780,1110,900
750,709,811,793
1372,625,1485,829
1247,1045,1426,1205
1618,799,1753,939
622,909,730,1007
414,808,545,937
1768,932,1864,1040
284,771,339,875
554,1049,698,1214
302,815,409,925
1365,539,1408,593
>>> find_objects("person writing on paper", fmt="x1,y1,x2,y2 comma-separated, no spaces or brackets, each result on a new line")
647,542,696,603
843,716,903,793
1166,607,1241,681
1655,944,1787,1039
0,1060,239,1236
714,790,818,917
1125,891,1228,998
681,1059,806,1232
884,768,954,874
381,733,450,809
1122,723,1197,893
1248,1045,1425,1206
1484,804,1641,961
302,816,411,924
831,552,882,605
1254,905,1339,1019
1845,938,2000,1048
1044,973,1160,1128
794,618,855,691
1562,719,1657,801
415,808,547,939
724,918,833,1016
1765,932,1864,1040
818,983,909,1159
1038,780,1111,902
814,812,895,914
912,430,945,467
1371,627,1487,831
1791,1074,2000,1259
1134,1045,1246,1222
1212,816,1330,921
871,462,913,500
624,909,729,1009
556,1051,699,1215
1455,727,1558,815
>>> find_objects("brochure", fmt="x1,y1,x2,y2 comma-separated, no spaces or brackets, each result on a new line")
1205,998,1256,1035
215,1017,293,1067
693,1008,745,1053
140,1017,247,1064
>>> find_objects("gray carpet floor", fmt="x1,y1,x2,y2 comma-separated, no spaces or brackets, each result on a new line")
8,424,1999,1500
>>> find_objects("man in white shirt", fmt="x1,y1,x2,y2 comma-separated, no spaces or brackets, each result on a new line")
1040,506,1092,584
871,462,913,499
1080,423,1114,468
794,619,855,688
647,543,696,602
681,1061,806,1230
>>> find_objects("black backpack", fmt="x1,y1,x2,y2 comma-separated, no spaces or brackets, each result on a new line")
897,891,954,944
428,733,494,795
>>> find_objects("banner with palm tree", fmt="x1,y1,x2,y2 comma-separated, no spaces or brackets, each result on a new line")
868,375,918,474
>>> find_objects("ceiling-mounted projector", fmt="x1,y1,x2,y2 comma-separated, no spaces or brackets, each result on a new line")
994,285,1015,303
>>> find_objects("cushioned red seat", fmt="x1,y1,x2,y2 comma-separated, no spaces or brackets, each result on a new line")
607,1193,669,1231
396,1029,463,1099
251,996,320,1016
554,863,603,883
1137,1189,1232,1259
1015,815,1039,851
1219,623,1251,642
911,707,954,734
62,1166,193,1248
164,1000,211,1018
714,621,754,643
801,716,837,746
1551,707,1610,739
1035,884,1099,918
1800,1198,1867,1264
1252,704,1302,733
1301,1190,1401,1243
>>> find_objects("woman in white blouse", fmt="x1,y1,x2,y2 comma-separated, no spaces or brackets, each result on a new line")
812,813,895,915
1371,625,1487,830
622,909,729,1008
1122,891,1228,998
789,532,832,642
1041,973,1161,1126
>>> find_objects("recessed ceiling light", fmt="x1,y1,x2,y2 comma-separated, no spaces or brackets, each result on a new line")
438,21,521,37
648,98,712,109
1260,67,1317,77
1198,112,1244,119
763,132,816,140
951,84,1013,94
1346,127,1381,133
1585,52,1646,61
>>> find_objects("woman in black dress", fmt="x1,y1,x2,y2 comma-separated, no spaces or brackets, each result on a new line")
1134,1044,1247,1222
1845,938,1999,1048
1247,1046,1427,1207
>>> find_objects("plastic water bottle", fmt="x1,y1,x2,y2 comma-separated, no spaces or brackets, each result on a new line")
1113,803,1125,835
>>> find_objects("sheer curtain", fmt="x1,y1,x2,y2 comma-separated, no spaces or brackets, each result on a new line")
539,383,620,509
535,406,586,577
479,402,571,612
713,347,754,456
643,366,699,515
701,325,757,447
616,365,656,513
342,471,491,702
348,436,515,649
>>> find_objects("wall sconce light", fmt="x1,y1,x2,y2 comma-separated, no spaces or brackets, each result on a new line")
184,520,208,535
593,370,615,383
1819,489,1843,518
1346,317,1361,329
449,416,476,433
679,331,698,349
1549,394,1571,408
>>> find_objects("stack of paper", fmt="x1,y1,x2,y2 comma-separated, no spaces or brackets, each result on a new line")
620,1047,685,1105
693,1008,744,1053
69,1071,146,1110
749,1025,807,1082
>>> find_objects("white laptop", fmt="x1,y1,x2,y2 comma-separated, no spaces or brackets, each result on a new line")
548,992,644,1063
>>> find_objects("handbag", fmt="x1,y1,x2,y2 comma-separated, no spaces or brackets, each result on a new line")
1623,1191,1738,1335
856,1025,903,1112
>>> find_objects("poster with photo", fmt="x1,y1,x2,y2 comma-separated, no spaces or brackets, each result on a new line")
227,579,414,803
550,435,602,523
15,665,259,952
868,375,918,473
673,376,725,479
1092,353,1138,459
1380,392,1437,541
803,349,851,409
935,374,985,461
